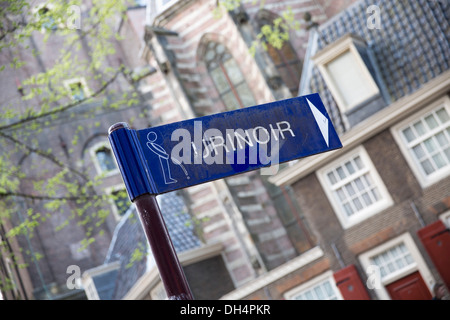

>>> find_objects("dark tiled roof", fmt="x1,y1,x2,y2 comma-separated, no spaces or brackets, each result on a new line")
306,0,450,132
158,191,202,252
98,191,202,300
103,207,148,300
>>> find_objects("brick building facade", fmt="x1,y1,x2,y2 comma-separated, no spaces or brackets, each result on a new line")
7,0,421,300
133,0,360,293
267,0,450,300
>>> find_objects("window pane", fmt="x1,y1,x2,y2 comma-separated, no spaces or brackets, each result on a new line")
327,172,337,185
436,108,450,123
436,132,448,146
216,44,225,54
424,138,437,153
345,183,355,196
345,161,355,175
323,282,333,297
205,48,215,62
337,166,346,179
413,121,426,136
314,287,324,300
305,291,314,300
235,83,256,108
391,246,401,257
223,58,244,85
412,145,426,160
362,192,372,205
445,147,450,162
343,203,354,216
354,156,364,169
221,91,239,110
96,148,116,172
421,159,435,175
336,188,346,201
432,153,446,169
395,258,404,269
208,61,218,70
371,187,380,201
352,198,363,211
405,254,414,264
210,67,229,94
425,114,439,130
354,177,364,190
363,173,373,186
402,127,416,143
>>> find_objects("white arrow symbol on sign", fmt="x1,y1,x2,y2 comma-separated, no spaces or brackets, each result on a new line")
306,98,329,147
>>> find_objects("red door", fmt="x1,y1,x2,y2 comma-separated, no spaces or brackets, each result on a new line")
386,271,432,300
333,265,371,300
417,220,450,289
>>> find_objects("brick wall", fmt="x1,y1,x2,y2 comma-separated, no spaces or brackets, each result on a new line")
290,127,450,295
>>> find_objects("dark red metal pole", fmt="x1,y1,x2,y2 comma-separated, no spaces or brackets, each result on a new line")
134,193,194,300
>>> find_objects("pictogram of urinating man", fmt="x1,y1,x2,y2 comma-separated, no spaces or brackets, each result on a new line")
146,131,189,184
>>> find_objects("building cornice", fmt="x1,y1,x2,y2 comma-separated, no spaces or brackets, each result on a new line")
152,0,198,27
220,246,324,300
311,33,366,65
269,69,450,187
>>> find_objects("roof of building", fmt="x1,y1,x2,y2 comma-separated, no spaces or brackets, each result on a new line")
92,191,202,300
302,0,450,132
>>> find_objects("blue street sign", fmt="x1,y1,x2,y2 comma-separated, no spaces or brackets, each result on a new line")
109,93,342,200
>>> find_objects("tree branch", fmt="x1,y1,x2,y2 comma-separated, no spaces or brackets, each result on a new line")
0,68,123,131
0,131,89,182
0,191,99,202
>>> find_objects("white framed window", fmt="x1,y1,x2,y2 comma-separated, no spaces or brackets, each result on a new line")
317,146,393,229
69,241,91,261
90,142,118,176
369,242,415,281
32,3,59,31
105,185,131,221
359,233,435,300
391,96,450,188
439,210,450,228
284,271,342,300
312,34,380,112
63,78,91,101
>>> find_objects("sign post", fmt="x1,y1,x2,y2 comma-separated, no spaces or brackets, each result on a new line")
109,123,194,300
108,94,343,300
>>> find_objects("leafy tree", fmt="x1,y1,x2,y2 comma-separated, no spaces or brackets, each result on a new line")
0,0,143,296
0,0,299,297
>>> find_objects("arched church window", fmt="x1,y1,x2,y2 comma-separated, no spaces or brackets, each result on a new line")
204,42,256,110
257,15,302,97
95,146,116,173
